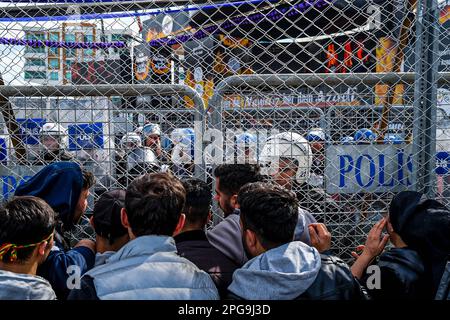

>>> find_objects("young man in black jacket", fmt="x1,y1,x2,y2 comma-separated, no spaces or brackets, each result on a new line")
352,191,450,300
227,182,368,300
174,178,239,298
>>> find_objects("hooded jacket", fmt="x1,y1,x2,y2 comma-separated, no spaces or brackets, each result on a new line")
435,259,450,300
14,162,95,299
227,241,367,300
0,270,56,300
362,248,426,300
227,241,322,300
68,235,219,300
389,191,450,299
206,208,316,266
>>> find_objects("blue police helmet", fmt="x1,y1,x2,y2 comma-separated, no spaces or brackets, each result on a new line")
354,128,377,143
235,132,257,144
384,133,403,145
306,128,326,142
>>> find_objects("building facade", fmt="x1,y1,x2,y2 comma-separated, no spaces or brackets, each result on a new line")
23,23,132,85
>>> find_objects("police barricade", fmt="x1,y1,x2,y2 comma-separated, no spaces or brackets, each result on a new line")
208,74,334,226
324,104,450,259
0,84,205,243
324,105,414,260
206,73,444,261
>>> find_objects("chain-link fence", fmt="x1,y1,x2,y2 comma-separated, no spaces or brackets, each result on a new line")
0,0,448,261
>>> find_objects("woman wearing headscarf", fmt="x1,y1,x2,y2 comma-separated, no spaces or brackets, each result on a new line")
351,191,450,299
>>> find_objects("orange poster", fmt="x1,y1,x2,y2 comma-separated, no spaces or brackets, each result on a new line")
375,37,404,105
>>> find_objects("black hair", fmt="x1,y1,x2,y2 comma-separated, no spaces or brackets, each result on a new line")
181,178,211,227
238,182,298,249
213,164,262,196
0,196,56,263
125,172,186,237
81,169,95,190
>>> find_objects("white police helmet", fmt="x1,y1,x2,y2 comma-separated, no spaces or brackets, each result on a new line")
171,128,195,164
120,133,142,149
341,136,355,145
40,122,68,149
142,123,161,138
260,132,312,184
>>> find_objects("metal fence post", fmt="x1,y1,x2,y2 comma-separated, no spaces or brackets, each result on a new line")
412,0,439,197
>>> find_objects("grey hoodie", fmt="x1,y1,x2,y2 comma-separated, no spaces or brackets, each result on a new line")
228,241,321,300
0,270,56,300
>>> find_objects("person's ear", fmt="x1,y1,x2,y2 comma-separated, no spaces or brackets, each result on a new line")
243,228,258,258
121,208,136,240
37,241,48,256
89,216,95,229
121,208,130,229
230,194,238,209
206,211,212,224
173,213,186,236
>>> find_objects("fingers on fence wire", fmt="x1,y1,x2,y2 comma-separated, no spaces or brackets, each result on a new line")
363,218,390,258
308,223,332,253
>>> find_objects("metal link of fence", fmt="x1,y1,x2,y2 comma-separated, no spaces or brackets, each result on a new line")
0,0,448,259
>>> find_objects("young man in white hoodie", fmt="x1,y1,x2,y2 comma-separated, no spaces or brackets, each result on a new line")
227,182,368,300
0,196,56,300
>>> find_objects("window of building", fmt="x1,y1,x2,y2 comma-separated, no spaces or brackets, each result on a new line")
48,47,58,56
65,34,76,42
24,71,46,80
84,34,94,42
49,33,59,41
25,32,45,41
25,59,45,67
49,72,59,81
48,58,59,69
65,71,72,81
83,35,94,57
64,34,76,58
47,33,60,56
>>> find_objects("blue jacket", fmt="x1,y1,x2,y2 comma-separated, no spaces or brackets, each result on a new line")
0,270,56,300
69,236,220,300
14,162,95,299
227,241,322,300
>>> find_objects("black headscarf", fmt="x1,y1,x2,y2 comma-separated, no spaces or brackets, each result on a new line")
389,191,450,297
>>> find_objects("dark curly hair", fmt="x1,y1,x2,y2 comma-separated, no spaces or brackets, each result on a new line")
0,196,56,263
125,172,186,237
238,182,298,248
